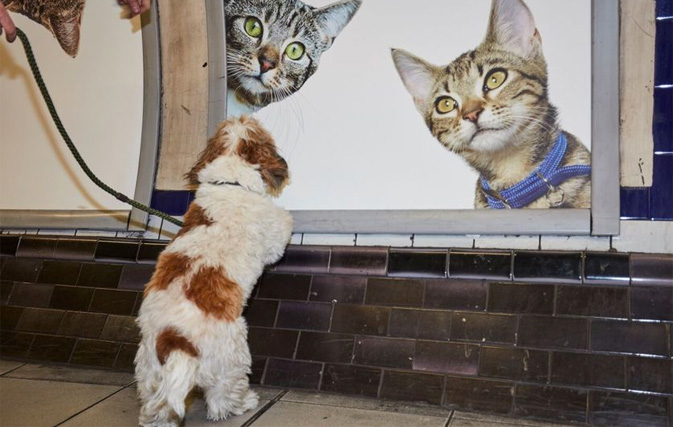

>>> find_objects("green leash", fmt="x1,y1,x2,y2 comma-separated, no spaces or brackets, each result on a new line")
14,28,184,228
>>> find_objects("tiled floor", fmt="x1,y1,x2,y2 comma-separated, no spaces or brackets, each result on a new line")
0,360,570,427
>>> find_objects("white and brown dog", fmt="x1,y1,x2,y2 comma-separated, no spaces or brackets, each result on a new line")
134,116,293,427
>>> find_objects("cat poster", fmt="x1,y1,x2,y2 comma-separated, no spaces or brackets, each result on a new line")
254,0,592,211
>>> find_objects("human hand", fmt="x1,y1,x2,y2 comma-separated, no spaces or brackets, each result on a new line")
0,2,17,43
118,0,151,17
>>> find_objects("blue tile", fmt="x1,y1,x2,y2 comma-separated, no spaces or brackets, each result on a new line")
657,0,672,18
150,191,190,216
655,20,673,86
620,187,651,220
653,87,673,153
650,154,673,220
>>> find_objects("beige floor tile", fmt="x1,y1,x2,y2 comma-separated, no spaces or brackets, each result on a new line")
61,387,139,427
0,360,24,375
254,401,448,427
0,378,120,427
183,396,268,427
5,363,135,386
451,411,568,426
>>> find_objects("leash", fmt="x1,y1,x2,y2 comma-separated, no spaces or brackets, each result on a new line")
14,28,184,227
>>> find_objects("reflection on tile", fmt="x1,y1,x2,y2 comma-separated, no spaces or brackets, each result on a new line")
329,247,388,276
275,246,331,274
0,331,34,358
513,252,582,283
37,261,82,286
591,320,668,356
296,332,355,364
630,286,673,321
94,241,140,263
450,312,517,344
365,278,424,307
321,364,381,397
518,317,587,351
53,239,97,261
6,363,133,386
15,237,57,259
479,347,549,382
257,273,312,300
488,283,554,315
556,286,629,318
275,301,332,331
309,275,366,304
388,309,451,341
248,328,299,359
414,341,480,376
589,391,670,427
263,358,322,389
583,253,630,285
27,335,76,363
550,353,625,389
628,357,673,394
631,254,673,286
353,337,414,369
15,308,63,334
380,370,444,405
444,376,513,414
1,259,42,282
330,304,390,336
424,279,487,311
136,242,167,263
387,250,447,278
515,385,588,423
118,264,154,291
8,283,54,308
449,250,511,280
58,312,108,339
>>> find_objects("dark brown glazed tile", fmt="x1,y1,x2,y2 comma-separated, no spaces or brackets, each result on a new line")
242,299,279,327
89,289,138,315
631,254,673,287
589,391,670,427
0,331,34,357
1,259,42,282
309,275,366,304
257,273,311,300
488,283,554,315
0,235,20,256
513,251,582,283
556,286,629,318
329,247,388,276
515,385,588,423
70,339,120,368
16,237,57,259
58,312,108,338
275,246,330,274
479,347,549,382
365,278,424,307
263,358,321,390
591,320,668,356
449,250,512,280
100,315,140,342
631,286,673,321
114,343,139,372
424,279,487,311
77,264,123,288
353,336,414,369
551,352,626,389
94,240,140,262
584,253,630,285
450,312,517,344
118,264,154,291
15,308,64,334
49,286,94,311
7,283,54,308
518,316,587,350
0,280,12,304
628,357,673,394
414,341,480,375
136,242,167,263
0,306,24,330
248,328,299,358
250,357,267,384
321,364,381,397
330,304,390,336
444,376,514,414
380,370,444,405
296,332,355,364
54,238,97,261
387,250,447,278
36,261,82,286
275,301,332,331
388,309,451,341
27,335,76,363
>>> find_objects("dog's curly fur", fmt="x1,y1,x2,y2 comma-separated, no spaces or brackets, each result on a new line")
134,116,293,427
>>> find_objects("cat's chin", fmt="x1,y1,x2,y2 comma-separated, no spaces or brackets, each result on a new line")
467,128,511,153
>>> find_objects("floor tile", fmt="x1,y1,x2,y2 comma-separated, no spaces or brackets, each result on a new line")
60,387,139,427
183,395,268,427
0,359,24,375
5,363,135,386
451,411,569,426
255,401,448,426
0,378,120,427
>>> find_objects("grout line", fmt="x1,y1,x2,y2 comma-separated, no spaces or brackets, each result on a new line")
54,382,135,426
444,410,454,427
0,363,27,377
240,389,288,427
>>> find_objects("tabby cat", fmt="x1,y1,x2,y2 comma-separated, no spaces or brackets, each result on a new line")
2,0,85,57
392,0,591,209
224,0,361,116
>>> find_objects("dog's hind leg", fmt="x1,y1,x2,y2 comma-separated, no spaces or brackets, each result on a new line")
204,370,259,421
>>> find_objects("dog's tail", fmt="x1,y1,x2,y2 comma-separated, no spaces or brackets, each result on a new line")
159,351,199,418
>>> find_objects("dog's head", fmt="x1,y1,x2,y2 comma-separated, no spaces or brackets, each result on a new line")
185,116,290,197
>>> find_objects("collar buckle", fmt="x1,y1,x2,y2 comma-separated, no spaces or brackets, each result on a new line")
536,171,565,207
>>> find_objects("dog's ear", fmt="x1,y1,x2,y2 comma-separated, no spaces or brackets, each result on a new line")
262,154,290,197
237,140,290,196
185,127,230,187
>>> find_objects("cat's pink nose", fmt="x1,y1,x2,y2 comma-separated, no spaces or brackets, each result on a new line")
259,59,276,73
463,108,483,123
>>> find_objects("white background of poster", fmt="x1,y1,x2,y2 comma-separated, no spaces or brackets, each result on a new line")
0,1,144,210
258,0,592,211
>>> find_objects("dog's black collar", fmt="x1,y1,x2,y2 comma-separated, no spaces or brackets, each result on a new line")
208,180,242,188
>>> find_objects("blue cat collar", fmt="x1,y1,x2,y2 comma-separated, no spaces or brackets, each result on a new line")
480,133,591,209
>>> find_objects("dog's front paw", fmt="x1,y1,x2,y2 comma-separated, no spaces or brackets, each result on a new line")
238,390,259,414
206,409,231,422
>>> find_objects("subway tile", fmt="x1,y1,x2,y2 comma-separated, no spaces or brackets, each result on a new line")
387,250,447,278
275,246,330,274
380,370,444,405
89,289,138,315
58,312,108,338
612,221,673,254
137,242,167,263
449,250,511,280
302,234,356,246
353,336,414,369
488,283,554,315
591,320,668,356
131,292,142,317
27,335,76,363
321,364,381,397
620,187,651,220
513,251,582,283
631,254,673,287
36,261,81,286
250,357,266,384
589,391,670,427
0,235,20,256
263,358,321,390
444,376,513,414
414,341,480,375
0,331,34,357
651,155,673,219
388,309,451,341
275,301,332,331
330,305,390,336
15,237,57,258
518,316,587,350
364,278,424,307
309,275,366,304
159,217,183,241
479,347,548,382
99,315,140,342
118,264,154,291
248,328,299,359
1,306,24,330
15,308,64,334
242,299,279,328
628,357,673,394
556,286,629,318
515,385,588,423
450,312,517,344
77,264,123,288
53,238,97,261
475,235,539,250
655,18,673,87
653,88,673,154
150,190,190,216
584,253,630,285
49,286,94,311
94,240,140,263
413,234,474,249
357,234,413,247
295,332,355,364
1,259,42,282
551,352,626,389
7,283,54,308
424,279,487,311
329,247,388,276
70,339,120,368
540,236,611,252
114,343,139,372
631,286,673,321
1,280,13,305
257,273,312,300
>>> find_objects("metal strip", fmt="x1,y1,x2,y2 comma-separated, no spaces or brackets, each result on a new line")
205,0,228,136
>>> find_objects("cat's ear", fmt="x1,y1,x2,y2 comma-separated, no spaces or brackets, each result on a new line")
391,49,439,114
484,0,543,59
49,13,83,57
315,0,362,45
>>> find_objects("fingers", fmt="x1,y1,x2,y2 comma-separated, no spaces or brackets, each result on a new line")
0,3,17,43
119,0,150,17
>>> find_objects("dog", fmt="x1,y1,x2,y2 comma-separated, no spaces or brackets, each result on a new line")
134,116,293,427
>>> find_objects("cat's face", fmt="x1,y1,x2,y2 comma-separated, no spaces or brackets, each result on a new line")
224,0,361,108
392,0,549,154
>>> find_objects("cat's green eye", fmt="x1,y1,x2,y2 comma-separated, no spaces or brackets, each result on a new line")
244,17,263,38
285,42,305,60
436,97,458,114
485,70,508,91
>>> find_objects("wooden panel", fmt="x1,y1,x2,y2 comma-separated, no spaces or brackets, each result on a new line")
619,0,656,187
155,0,209,190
